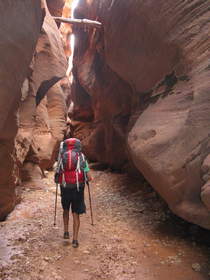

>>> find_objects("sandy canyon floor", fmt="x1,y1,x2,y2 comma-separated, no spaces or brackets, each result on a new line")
0,169,210,280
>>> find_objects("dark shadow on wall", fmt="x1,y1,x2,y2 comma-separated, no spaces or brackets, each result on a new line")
36,77,61,105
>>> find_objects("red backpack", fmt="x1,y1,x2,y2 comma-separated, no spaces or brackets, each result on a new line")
58,138,86,187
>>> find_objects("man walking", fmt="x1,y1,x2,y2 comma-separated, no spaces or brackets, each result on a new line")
55,138,92,248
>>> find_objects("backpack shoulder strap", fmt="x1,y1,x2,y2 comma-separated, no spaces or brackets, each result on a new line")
81,153,86,161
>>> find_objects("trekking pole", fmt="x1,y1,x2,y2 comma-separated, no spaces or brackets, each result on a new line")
87,181,94,226
53,142,63,226
54,183,58,226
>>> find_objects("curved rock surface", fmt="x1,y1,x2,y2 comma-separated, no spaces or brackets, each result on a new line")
0,1,44,220
71,0,210,228
47,0,65,17
16,1,68,179
0,0,68,220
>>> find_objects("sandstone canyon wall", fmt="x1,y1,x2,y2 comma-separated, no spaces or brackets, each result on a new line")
0,0,68,220
71,0,210,228
0,1,43,220
16,0,68,182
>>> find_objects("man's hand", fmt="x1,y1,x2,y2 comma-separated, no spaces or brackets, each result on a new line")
87,172,92,182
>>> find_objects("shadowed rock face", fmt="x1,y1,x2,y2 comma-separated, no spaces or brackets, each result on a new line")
47,0,65,17
71,0,210,228
0,1,44,220
16,1,68,180
0,0,68,220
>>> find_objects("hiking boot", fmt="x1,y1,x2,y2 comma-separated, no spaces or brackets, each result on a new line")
63,232,70,239
72,240,79,248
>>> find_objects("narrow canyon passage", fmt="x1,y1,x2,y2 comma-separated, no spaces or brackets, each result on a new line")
0,1,210,280
0,169,210,280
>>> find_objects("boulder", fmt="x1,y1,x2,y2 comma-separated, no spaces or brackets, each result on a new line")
21,162,43,183
71,0,210,228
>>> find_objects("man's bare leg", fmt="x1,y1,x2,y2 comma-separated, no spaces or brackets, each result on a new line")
72,212,80,247
63,210,69,239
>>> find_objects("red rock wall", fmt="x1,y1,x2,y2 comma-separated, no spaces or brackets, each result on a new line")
0,0,69,220
71,0,210,228
0,1,44,220
46,0,65,17
16,1,68,182
60,0,73,58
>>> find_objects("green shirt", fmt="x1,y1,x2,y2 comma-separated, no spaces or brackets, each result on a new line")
84,161,90,172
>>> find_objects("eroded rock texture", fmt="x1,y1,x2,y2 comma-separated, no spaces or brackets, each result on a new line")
46,0,65,17
16,1,68,183
0,0,68,220
71,0,210,228
0,1,43,220
60,0,73,58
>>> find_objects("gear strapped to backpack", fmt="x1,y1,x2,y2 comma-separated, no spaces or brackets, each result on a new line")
55,138,87,191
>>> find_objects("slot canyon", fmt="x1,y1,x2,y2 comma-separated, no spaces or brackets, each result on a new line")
0,0,210,279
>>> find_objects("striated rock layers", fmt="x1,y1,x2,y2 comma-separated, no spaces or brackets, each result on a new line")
0,0,68,220
71,0,210,228
0,1,43,220
16,0,68,183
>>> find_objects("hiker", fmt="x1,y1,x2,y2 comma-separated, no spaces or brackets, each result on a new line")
54,138,92,248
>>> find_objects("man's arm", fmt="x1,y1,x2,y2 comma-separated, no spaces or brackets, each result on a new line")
84,161,92,182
